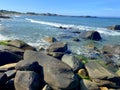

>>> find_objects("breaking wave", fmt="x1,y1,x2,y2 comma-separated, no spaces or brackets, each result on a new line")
26,18,120,36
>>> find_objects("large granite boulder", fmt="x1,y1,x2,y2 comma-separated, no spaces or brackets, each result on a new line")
24,50,79,90
80,31,102,41
107,25,120,30
0,51,22,66
62,54,84,72
14,71,42,90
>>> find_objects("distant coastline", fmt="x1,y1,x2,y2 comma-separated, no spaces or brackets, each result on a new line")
0,10,98,18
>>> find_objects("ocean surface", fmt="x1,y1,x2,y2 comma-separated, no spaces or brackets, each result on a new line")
0,15,120,54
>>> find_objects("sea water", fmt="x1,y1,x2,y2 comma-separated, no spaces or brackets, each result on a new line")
0,15,120,54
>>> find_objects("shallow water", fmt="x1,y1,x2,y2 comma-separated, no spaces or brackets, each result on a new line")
0,15,120,54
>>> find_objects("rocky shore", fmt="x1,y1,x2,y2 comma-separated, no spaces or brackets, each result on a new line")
0,39,119,90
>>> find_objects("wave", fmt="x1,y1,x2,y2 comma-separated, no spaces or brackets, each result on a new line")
0,34,9,40
25,18,120,36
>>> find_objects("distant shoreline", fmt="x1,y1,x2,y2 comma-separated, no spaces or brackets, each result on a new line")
0,10,120,19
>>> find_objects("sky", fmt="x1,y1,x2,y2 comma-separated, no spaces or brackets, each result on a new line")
0,0,120,17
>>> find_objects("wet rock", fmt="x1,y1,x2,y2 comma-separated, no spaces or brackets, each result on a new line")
80,31,102,41
59,26,67,29
72,38,80,42
62,54,84,72
72,31,81,34
107,25,120,30
14,71,42,90
80,79,100,90
24,50,79,90
43,37,57,43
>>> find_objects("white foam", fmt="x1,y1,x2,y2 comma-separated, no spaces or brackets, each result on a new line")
0,34,9,40
26,18,120,36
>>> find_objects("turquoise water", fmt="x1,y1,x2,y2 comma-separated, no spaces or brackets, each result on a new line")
0,15,120,54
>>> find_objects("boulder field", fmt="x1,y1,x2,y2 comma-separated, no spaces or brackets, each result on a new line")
0,39,120,90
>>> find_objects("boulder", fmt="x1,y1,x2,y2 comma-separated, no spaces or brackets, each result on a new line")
80,31,102,41
107,25,120,30
72,31,81,34
46,51,65,59
0,63,17,72
15,60,44,81
5,70,16,80
7,39,36,51
80,79,100,90
62,54,84,72
102,45,120,55
46,42,67,52
0,51,22,66
14,71,42,90
0,45,24,56
2,79,15,90
24,50,79,90
0,73,7,89
43,37,57,43
46,42,68,59
85,61,115,80
93,79,120,89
